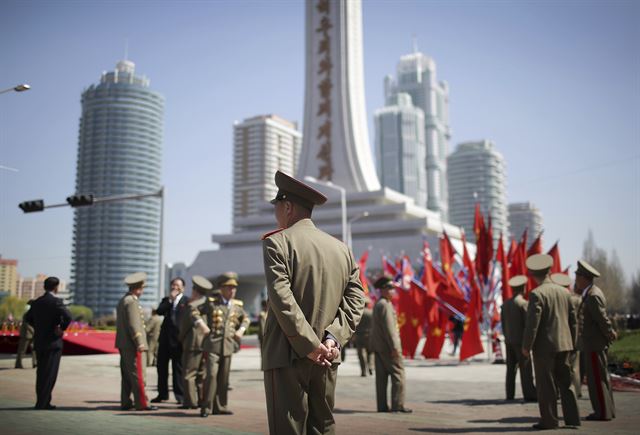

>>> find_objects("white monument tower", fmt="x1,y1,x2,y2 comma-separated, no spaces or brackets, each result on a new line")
187,0,466,311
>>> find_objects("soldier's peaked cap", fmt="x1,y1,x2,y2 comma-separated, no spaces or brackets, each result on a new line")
576,260,600,278
508,275,528,289
373,275,394,290
270,171,327,210
192,275,213,292
550,273,572,288
124,272,147,286
526,254,553,272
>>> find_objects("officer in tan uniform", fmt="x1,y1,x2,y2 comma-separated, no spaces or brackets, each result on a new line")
355,302,373,377
178,275,212,409
551,272,583,398
15,301,36,369
501,275,536,402
522,254,579,430
370,276,411,413
574,260,616,421
261,171,365,435
192,273,249,417
115,272,157,411
145,309,162,367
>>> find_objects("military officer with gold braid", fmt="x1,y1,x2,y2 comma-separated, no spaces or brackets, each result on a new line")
115,272,157,411
192,273,249,417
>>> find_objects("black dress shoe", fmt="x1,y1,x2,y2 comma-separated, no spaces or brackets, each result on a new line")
200,410,209,418
137,406,158,411
121,404,134,411
392,407,412,413
585,414,610,421
377,408,390,413
532,423,557,430
150,396,166,403
368,368,373,375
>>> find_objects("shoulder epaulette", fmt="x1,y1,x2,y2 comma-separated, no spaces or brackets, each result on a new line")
261,228,284,240
208,297,215,302
232,299,244,307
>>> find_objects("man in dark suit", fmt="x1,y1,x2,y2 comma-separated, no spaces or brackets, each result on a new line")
24,276,72,410
151,277,188,404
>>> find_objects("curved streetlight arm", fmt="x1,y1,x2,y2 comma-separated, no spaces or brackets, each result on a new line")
347,211,369,251
0,84,31,95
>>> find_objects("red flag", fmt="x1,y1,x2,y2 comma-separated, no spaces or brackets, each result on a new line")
462,233,482,320
396,258,421,358
496,234,512,301
547,242,561,274
473,203,485,241
507,239,517,263
527,233,543,257
438,233,467,314
382,256,397,278
358,251,370,298
459,291,484,361
422,307,449,359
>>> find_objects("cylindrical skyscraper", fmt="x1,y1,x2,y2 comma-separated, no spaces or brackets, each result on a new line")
447,140,509,240
71,60,164,316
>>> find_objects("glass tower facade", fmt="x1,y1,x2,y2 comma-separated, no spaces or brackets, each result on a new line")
447,140,509,240
374,93,427,207
71,60,164,316
386,52,450,220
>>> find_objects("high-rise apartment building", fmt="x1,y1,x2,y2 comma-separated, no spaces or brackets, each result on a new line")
374,93,426,207
508,202,544,245
71,60,164,316
0,256,18,295
232,114,301,230
385,51,450,219
447,140,509,239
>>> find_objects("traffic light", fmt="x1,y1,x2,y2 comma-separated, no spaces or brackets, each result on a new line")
66,194,95,207
18,199,45,213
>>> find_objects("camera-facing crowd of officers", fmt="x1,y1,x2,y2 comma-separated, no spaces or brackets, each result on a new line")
501,253,617,430
115,271,249,417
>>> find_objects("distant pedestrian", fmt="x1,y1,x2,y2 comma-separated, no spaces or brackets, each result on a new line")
15,301,37,369
449,315,463,355
355,303,373,376
25,277,72,410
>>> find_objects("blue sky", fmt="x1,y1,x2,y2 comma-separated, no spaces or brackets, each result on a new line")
1,0,638,284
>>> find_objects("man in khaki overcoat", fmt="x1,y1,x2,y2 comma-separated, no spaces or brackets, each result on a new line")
370,276,411,414
115,272,157,411
501,275,536,402
261,171,365,435
178,275,212,409
574,260,616,421
522,254,579,430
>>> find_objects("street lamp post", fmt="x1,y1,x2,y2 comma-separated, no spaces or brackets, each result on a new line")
304,176,347,243
0,84,31,95
347,211,369,251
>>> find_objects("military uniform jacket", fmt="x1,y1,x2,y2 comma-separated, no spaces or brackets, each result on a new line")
116,293,148,352
578,285,614,352
355,307,373,347
261,218,365,370
369,298,401,354
501,294,528,347
522,277,576,353
179,297,207,352
146,314,162,341
192,296,250,356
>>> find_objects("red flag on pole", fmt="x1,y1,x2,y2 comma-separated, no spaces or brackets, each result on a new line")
547,242,562,274
496,234,512,301
396,258,422,358
527,233,543,257
459,292,484,361
422,306,449,359
358,250,370,298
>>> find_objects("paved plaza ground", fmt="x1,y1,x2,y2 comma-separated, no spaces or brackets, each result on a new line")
1,336,638,434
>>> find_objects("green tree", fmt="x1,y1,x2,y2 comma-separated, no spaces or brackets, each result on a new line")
68,305,94,322
0,296,28,321
582,230,628,312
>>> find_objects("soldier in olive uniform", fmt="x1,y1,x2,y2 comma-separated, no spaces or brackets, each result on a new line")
551,272,583,398
370,276,411,413
192,274,249,417
115,272,157,411
501,275,537,402
145,310,162,367
261,171,365,435
355,303,373,376
15,301,37,369
574,260,616,421
178,276,212,409
522,254,579,430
